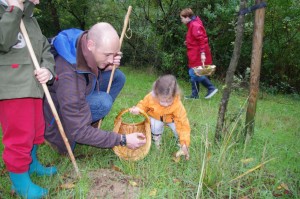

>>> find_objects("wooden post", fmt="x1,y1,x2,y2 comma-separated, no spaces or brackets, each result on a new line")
245,0,266,138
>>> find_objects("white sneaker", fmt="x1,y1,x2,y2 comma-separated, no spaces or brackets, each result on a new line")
205,88,218,99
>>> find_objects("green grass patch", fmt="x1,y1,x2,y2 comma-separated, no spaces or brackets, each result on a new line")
0,66,299,198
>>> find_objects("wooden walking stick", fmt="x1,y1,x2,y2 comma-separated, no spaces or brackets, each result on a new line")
97,6,132,129
20,20,81,178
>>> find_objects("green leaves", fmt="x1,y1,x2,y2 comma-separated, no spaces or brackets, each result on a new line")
35,0,299,94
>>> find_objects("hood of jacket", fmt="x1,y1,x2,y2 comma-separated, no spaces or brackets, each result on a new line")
187,16,202,28
53,28,83,65
53,28,99,76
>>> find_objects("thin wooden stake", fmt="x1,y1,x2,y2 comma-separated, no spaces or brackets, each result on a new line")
98,6,132,129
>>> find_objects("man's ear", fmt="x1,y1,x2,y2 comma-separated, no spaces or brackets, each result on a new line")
87,40,94,51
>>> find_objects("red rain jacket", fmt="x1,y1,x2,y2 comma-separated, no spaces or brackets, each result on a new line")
185,16,212,68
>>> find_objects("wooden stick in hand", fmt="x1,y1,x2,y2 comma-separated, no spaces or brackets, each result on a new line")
20,20,81,178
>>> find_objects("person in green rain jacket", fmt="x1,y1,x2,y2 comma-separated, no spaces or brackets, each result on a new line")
0,0,57,198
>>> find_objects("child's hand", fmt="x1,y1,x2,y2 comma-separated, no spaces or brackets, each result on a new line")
34,68,52,84
129,106,140,115
181,145,189,160
176,144,190,160
7,0,24,11
29,0,40,5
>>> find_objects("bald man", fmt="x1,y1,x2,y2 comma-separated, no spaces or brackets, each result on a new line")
43,23,146,154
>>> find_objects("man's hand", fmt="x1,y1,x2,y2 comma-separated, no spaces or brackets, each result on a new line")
34,68,52,84
113,51,122,66
126,133,146,149
129,106,140,115
103,52,123,71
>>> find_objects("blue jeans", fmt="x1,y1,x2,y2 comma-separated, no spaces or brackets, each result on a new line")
188,68,215,97
86,69,125,122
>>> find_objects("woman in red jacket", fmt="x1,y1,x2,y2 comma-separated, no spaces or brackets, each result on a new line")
180,8,218,99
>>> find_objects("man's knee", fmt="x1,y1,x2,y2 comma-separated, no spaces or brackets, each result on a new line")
100,97,113,114
114,70,126,85
90,93,113,121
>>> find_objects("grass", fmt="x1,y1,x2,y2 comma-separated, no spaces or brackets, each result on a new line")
0,66,299,198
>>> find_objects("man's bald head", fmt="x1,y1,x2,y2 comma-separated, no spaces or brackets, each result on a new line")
85,22,121,69
87,22,120,48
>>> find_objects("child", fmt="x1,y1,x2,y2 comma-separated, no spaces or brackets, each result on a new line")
130,74,190,160
0,0,57,198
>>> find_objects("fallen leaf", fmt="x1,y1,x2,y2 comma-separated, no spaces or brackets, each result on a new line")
149,189,157,196
173,178,181,183
111,164,122,172
206,151,212,161
172,156,180,163
175,149,185,157
280,183,290,191
240,158,254,164
273,193,283,197
129,180,138,187
1,168,7,176
60,183,75,189
239,196,249,199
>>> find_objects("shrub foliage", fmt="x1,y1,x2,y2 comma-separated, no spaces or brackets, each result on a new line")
36,0,300,93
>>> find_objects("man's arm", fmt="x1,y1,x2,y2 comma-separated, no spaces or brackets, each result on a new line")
55,70,121,149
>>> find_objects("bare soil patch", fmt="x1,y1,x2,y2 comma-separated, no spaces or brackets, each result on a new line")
87,169,140,199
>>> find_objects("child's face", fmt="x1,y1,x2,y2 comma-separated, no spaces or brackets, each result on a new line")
158,96,174,107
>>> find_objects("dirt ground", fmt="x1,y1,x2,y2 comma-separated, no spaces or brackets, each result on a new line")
87,169,140,199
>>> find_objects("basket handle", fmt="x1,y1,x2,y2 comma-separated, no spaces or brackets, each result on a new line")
115,108,150,123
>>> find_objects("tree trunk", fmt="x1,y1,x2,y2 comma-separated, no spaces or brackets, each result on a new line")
215,0,247,141
245,0,266,138
48,0,61,34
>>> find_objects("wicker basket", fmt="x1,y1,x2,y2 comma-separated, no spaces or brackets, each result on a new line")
112,108,151,161
193,65,216,76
